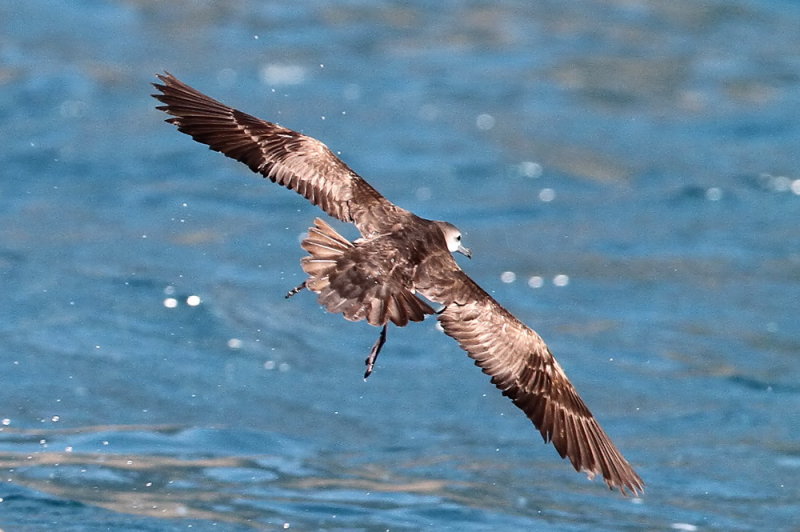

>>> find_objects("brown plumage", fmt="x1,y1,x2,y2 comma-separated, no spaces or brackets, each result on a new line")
152,72,644,495
301,217,435,327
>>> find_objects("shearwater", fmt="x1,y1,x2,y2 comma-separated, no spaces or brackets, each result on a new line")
153,73,643,495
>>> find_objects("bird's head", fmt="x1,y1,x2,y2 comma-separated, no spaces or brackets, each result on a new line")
437,221,472,259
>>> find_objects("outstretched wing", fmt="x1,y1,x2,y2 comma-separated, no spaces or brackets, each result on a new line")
152,73,394,236
420,265,643,495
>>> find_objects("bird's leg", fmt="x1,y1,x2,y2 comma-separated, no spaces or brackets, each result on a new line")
364,324,387,380
285,281,306,299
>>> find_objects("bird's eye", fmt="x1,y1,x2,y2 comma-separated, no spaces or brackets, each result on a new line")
456,235,461,241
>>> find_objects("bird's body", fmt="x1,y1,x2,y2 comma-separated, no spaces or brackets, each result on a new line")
153,73,644,495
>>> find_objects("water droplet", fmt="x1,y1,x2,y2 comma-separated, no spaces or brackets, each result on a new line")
705,187,722,201
476,113,495,130
539,188,555,202
519,161,542,178
260,63,306,86
670,524,698,532
527,276,544,288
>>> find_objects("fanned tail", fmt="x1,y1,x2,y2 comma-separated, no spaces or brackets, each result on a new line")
300,218,434,326
300,218,353,291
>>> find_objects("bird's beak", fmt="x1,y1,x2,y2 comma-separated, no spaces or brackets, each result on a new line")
458,244,472,259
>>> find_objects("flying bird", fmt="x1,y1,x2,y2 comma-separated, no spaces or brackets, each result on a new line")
152,73,643,495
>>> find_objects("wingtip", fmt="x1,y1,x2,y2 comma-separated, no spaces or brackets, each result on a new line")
609,474,645,497
155,70,174,83
579,463,644,497
151,71,178,96
150,74,169,101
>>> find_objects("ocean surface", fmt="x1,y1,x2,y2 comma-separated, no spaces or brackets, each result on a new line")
2,1,799,530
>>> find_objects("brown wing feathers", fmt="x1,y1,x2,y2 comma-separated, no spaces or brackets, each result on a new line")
437,291,643,495
152,73,385,230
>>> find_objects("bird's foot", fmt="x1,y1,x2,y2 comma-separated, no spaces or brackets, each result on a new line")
285,281,306,299
364,325,387,380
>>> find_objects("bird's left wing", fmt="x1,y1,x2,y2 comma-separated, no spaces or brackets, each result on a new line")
419,266,643,495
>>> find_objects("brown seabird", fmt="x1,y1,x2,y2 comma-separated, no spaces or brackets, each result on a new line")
152,73,644,495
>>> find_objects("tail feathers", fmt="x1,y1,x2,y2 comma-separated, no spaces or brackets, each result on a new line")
385,289,434,325
301,218,349,292
299,218,434,327
362,286,435,326
301,218,352,257
317,284,434,327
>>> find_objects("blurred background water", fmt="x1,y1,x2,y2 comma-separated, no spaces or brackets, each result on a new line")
1,1,799,530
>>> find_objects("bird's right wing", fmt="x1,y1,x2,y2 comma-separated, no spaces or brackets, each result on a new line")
152,73,393,236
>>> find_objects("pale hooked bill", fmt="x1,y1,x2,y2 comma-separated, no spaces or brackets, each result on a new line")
152,73,643,495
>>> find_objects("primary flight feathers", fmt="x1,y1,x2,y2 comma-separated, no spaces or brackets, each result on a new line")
152,72,643,495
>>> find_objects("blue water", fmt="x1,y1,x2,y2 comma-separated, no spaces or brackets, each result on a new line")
2,1,799,530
